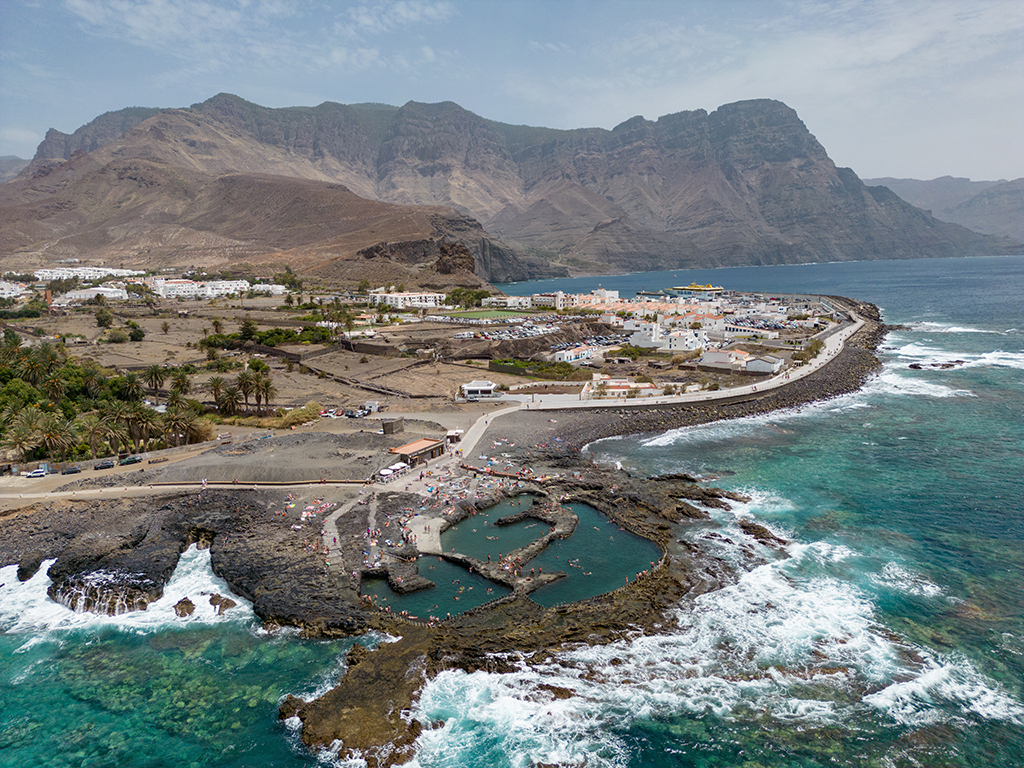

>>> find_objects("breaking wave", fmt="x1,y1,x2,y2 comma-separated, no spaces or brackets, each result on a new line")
405,519,1024,766
0,545,256,643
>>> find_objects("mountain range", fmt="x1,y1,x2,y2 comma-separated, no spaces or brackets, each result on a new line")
863,176,1024,244
2,93,1019,286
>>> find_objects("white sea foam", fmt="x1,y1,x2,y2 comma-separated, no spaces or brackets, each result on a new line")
866,369,974,399
865,654,1024,726
405,525,1024,765
868,562,944,598
909,322,999,335
887,339,1024,371
0,545,255,641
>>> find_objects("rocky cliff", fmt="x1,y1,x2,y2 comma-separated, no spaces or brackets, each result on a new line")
867,175,1024,243
12,94,1020,280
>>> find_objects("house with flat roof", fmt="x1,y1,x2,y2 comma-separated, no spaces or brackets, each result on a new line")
461,380,498,399
388,438,447,466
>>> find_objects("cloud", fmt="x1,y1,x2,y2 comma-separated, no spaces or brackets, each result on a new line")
343,1,455,35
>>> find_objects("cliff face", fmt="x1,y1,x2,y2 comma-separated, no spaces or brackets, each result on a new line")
865,175,1024,243
12,94,1020,280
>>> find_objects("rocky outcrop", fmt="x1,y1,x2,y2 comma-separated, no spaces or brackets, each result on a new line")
173,597,195,617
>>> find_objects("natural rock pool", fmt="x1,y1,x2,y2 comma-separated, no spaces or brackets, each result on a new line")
361,497,661,616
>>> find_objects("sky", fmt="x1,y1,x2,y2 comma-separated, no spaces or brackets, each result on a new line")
1,0,1022,180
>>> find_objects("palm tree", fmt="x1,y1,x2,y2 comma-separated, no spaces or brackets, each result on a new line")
102,401,132,455
216,385,242,416
183,412,211,445
36,343,64,375
119,371,145,402
161,320,170,334
41,374,68,404
212,318,224,335
165,389,185,411
143,365,166,403
37,412,76,460
206,376,226,405
170,370,191,397
126,403,161,452
162,409,189,447
76,412,107,459
236,370,257,411
80,360,105,398
2,417,40,462
256,375,278,414
19,350,46,386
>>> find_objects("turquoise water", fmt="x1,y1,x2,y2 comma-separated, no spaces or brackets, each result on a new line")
361,558,510,618
528,503,661,608
3,255,1023,767
413,255,1024,767
440,496,545,560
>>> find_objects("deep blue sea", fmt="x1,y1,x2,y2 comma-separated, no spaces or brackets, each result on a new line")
3,256,1023,767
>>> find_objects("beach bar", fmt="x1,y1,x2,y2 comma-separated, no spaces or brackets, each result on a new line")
389,438,447,467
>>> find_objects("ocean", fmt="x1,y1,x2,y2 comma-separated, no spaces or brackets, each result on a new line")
3,255,1023,767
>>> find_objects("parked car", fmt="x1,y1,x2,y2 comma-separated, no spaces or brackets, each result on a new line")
62,465,82,475
95,460,115,470
27,467,47,478
119,455,142,466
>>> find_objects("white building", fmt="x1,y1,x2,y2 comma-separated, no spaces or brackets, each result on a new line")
147,278,284,300
369,291,447,310
746,355,783,374
554,345,596,363
701,349,750,369
461,380,499,399
35,267,144,282
61,286,129,302
481,295,532,309
530,291,577,311
0,281,29,299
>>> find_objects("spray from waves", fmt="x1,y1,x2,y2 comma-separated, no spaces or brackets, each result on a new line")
404,514,1024,766
0,545,255,643
907,322,1008,335
887,340,1024,371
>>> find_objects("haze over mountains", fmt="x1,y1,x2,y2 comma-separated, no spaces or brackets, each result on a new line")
2,93,1019,286
862,176,1024,244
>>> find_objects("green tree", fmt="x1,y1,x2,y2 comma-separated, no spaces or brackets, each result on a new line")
96,307,114,328
238,314,258,341
170,370,192,396
256,376,278,414
236,370,257,410
118,372,145,402
206,376,226,404
129,326,145,342
216,385,242,415
161,320,170,334
76,412,107,460
143,365,166,403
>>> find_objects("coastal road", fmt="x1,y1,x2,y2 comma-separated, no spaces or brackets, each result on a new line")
518,312,866,411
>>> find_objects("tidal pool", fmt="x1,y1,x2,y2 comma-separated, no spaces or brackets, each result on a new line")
528,503,662,608
439,495,544,560
361,498,661,617
360,558,509,619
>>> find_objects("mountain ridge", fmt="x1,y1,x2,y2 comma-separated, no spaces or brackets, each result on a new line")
10,94,1019,282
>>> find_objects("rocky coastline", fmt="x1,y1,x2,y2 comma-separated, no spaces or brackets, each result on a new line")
0,298,890,767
